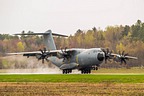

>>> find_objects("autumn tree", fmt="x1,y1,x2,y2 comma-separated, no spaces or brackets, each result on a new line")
17,41,24,52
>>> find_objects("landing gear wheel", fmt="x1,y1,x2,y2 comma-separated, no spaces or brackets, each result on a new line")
81,69,91,74
62,69,72,74
63,70,66,74
96,67,98,70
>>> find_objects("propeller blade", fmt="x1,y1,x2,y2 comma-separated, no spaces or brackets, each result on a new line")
122,51,124,55
42,59,44,64
118,51,121,55
40,49,44,54
106,48,109,54
120,59,123,65
124,53,128,56
64,47,67,52
61,48,64,53
105,59,107,63
45,58,49,62
123,59,127,64
44,47,46,53
110,50,112,54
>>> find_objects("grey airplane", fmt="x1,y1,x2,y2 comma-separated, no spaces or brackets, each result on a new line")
9,30,138,74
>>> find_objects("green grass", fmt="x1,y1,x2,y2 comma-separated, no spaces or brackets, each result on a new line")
0,74,144,83
93,68,144,73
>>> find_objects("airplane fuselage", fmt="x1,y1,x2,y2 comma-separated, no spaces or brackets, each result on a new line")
48,48,105,71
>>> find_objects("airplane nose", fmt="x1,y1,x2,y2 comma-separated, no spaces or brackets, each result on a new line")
97,53,104,61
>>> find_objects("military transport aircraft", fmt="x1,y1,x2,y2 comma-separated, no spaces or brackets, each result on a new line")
8,30,138,74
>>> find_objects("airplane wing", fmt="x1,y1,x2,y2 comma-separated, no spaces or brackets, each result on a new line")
7,50,58,57
111,53,138,59
124,56,138,59
7,50,62,64
7,51,40,55
7,49,76,58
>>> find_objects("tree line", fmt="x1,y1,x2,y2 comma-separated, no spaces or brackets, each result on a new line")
0,20,144,69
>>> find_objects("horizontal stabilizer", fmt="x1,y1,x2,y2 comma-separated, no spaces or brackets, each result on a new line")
14,30,68,37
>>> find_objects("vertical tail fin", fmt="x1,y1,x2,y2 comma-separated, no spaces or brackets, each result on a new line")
43,30,56,50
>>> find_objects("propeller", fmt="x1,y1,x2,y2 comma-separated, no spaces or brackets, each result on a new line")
102,48,137,64
102,48,112,63
36,48,49,63
61,47,71,61
117,51,129,64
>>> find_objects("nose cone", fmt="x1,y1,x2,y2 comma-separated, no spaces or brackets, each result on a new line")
97,53,104,61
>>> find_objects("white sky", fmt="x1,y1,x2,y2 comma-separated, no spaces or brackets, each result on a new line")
0,0,144,35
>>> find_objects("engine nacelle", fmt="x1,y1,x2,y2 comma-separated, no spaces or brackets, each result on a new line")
113,55,121,62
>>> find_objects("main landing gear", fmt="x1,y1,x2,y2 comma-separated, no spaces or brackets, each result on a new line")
81,69,91,74
62,66,98,74
93,66,98,70
80,66,98,74
62,69,72,74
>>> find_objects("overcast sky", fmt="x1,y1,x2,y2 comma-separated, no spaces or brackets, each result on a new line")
0,0,144,35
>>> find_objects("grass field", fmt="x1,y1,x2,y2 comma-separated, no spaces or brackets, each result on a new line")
0,74,144,83
93,67,144,73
